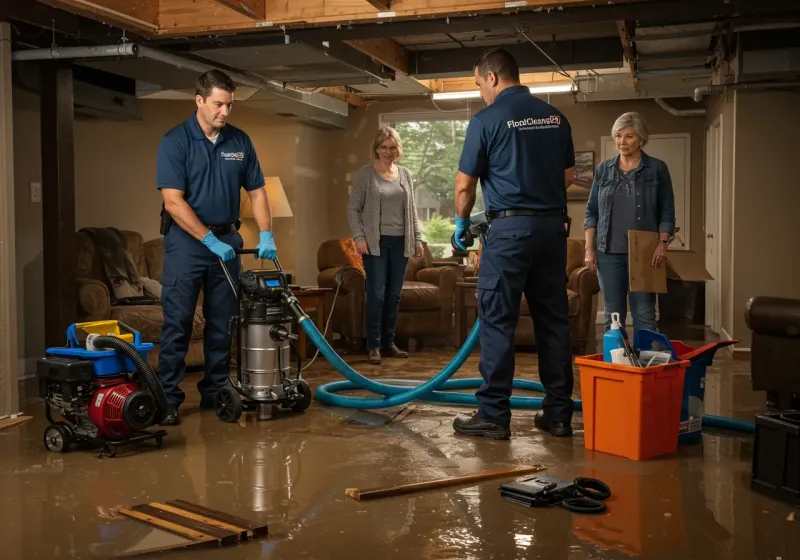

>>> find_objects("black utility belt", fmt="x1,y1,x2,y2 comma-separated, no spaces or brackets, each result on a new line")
206,221,241,236
486,208,566,220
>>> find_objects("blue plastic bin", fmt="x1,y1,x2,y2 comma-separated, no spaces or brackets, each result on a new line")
635,330,737,444
45,323,154,377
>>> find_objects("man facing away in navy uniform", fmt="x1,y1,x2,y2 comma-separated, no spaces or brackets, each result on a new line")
156,70,277,425
451,48,576,440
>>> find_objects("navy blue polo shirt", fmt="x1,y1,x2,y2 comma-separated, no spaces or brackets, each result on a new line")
156,112,265,225
458,85,575,212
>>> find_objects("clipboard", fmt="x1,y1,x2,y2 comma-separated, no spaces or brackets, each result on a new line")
628,230,667,293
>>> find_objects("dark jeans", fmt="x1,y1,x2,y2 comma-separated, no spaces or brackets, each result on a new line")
596,250,657,338
475,215,574,426
362,235,408,350
158,226,242,407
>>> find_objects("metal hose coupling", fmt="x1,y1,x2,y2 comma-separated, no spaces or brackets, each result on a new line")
283,292,309,323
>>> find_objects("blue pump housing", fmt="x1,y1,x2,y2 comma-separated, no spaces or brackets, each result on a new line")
45,323,154,377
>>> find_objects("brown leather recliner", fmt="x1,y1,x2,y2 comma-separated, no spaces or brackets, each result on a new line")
745,296,800,409
75,230,206,370
316,240,462,348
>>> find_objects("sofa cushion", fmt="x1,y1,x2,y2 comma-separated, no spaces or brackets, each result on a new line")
400,281,441,311
111,305,205,344
519,289,580,317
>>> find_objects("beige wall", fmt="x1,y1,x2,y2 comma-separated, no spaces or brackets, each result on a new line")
13,88,332,365
329,96,706,255
731,91,800,341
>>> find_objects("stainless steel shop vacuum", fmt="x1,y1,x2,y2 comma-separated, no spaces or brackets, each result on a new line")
215,249,312,422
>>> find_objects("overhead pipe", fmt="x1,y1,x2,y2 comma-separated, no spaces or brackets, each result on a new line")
12,43,139,61
654,98,706,117
693,81,800,102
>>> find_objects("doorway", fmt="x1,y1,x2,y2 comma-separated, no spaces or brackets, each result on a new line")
704,116,723,334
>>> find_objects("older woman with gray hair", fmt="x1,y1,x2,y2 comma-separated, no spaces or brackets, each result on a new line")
348,126,424,364
583,111,675,336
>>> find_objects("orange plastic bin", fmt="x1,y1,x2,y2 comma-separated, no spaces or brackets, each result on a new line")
576,353,690,460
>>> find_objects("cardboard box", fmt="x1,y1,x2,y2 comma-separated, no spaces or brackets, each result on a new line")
628,230,713,293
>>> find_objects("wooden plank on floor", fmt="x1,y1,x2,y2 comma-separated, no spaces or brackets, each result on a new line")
346,465,546,501
0,415,32,431
165,500,268,537
117,508,219,544
131,504,239,545
148,502,248,541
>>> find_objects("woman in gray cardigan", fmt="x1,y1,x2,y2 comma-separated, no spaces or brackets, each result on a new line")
347,126,423,364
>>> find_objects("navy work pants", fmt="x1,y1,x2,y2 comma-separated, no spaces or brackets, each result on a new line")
158,226,243,407
362,235,408,350
475,215,574,426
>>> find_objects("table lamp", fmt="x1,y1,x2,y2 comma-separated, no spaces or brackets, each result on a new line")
240,176,293,219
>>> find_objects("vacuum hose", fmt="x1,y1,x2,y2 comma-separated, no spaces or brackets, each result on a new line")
92,336,170,423
299,314,756,434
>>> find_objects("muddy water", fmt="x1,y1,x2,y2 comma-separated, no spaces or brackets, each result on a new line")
0,346,796,559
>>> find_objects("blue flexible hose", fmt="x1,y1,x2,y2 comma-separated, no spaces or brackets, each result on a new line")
300,316,754,434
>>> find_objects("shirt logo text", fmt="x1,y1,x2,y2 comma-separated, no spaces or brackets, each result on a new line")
221,151,245,162
507,115,561,130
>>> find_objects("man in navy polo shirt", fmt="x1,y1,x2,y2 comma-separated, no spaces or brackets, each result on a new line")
156,69,277,425
451,48,576,440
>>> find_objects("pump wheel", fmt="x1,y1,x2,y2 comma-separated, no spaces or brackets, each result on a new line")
44,424,71,453
215,387,243,423
290,380,313,413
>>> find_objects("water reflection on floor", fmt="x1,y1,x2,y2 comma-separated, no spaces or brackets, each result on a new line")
1,328,796,559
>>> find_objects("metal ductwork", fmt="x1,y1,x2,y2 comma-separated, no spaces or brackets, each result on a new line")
693,81,800,102
11,43,350,129
654,98,705,117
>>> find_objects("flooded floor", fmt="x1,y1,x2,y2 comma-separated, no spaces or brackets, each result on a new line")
1,327,797,559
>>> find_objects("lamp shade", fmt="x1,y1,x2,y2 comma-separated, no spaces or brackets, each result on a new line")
240,176,293,219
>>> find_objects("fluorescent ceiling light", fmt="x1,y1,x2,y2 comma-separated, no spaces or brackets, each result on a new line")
431,83,575,100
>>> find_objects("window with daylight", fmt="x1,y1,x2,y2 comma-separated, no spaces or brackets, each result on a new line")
380,110,484,259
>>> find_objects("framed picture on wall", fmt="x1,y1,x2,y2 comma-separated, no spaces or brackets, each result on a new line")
566,151,595,201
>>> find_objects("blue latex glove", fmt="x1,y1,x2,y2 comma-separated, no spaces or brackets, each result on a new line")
202,231,235,262
257,231,277,260
454,216,472,250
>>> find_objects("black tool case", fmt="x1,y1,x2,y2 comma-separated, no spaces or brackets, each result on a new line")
751,412,800,506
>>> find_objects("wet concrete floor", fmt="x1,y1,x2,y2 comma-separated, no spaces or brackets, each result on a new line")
1,330,797,559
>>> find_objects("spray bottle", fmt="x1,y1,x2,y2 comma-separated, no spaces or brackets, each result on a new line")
603,312,626,363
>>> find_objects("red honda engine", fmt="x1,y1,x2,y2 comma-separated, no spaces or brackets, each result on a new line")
87,378,158,440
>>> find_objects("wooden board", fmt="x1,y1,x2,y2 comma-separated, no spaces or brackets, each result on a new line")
0,415,32,431
628,230,667,294
117,499,268,553
211,0,265,19
346,464,546,501
157,0,644,36
38,0,159,33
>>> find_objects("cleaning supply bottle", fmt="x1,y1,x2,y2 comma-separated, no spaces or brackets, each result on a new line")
603,312,626,363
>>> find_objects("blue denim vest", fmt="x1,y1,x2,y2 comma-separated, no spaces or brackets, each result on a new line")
583,151,676,252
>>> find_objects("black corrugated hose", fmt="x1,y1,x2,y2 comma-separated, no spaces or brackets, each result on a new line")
93,336,170,423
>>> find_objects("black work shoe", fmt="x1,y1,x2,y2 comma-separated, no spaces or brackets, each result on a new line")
533,412,572,437
453,412,510,440
160,405,180,426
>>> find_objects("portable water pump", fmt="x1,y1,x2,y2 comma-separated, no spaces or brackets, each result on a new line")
36,321,169,458
214,249,312,423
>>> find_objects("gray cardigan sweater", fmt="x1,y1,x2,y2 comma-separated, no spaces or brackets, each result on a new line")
347,164,422,258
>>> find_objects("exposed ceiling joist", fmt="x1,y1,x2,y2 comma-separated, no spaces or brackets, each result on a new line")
0,0,139,42
315,86,367,108
36,0,158,34
343,38,408,75
617,20,639,90
365,0,392,11
210,0,265,20
157,0,644,37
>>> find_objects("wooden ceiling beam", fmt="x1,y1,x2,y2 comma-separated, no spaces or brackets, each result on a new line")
617,20,639,91
36,0,159,34
365,0,392,11
343,38,408,75
210,0,265,20
157,0,645,37
313,86,367,108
